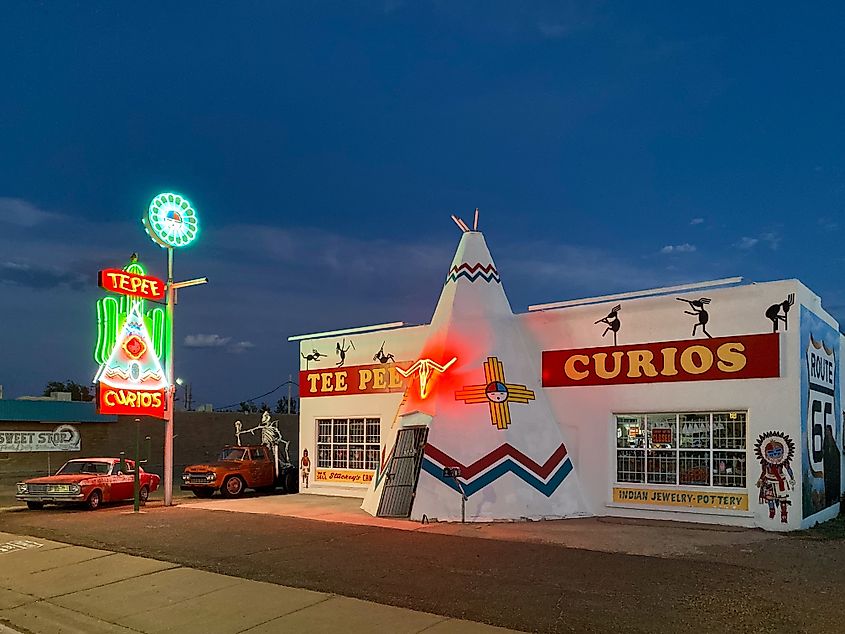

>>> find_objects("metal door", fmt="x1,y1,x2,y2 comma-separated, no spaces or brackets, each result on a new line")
377,426,429,518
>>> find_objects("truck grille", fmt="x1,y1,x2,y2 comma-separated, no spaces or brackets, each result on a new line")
187,474,213,484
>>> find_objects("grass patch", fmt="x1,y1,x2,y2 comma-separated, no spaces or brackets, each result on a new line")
793,512,845,539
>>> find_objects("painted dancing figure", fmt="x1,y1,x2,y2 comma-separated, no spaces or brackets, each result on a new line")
754,431,795,524
300,449,311,489
336,338,354,367
764,293,795,333
677,297,712,338
373,341,396,364
300,349,327,369
594,305,621,346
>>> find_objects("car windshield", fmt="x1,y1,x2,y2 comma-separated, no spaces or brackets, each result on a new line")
57,461,111,475
220,448,247,461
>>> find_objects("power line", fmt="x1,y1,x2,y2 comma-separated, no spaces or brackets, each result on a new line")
216,379,299,411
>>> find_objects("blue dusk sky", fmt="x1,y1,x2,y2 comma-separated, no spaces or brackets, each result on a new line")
1,2,843,407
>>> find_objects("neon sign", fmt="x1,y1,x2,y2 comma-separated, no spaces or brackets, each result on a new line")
144,192,199,248
98,268,165,301
395,357,457,399
96,302,168,418
94,257,166,366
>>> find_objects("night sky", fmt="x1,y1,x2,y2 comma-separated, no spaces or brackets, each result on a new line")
1,2,843,407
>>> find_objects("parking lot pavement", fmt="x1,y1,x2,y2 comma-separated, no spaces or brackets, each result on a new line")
0,531,519,634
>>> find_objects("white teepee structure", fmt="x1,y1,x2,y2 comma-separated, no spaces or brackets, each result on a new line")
362,223,589,521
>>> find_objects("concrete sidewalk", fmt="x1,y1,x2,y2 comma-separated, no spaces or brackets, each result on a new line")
0,531,518,634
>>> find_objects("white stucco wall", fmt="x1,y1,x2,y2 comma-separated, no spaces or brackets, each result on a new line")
296,279,843,531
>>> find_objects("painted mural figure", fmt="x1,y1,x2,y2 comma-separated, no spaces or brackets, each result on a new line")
300,349,327,369
765,293,795,332
300,449,311,489
754,431,795,523
677,297,712,338
373,341,396,364
336,338,355,367
594,304,621,346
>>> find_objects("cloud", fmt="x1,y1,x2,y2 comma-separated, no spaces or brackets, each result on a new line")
227,341,255,354
735,232,781,251
690,218,704,225
0,198,61,227
183,334,231,348
0,261,88,290
736,237,759,249
760,232,781,250
183,333,254,354
660,243,697,254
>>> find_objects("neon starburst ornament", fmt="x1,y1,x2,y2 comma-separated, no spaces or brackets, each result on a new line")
144,192,199,248
396,357,458,399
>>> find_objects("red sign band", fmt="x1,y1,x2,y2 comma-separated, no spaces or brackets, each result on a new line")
300,362,410,398
98,269,166,301
98,385,166,418
542,333,780,387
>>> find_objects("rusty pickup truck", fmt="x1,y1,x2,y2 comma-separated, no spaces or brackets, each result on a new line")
181,444,297,498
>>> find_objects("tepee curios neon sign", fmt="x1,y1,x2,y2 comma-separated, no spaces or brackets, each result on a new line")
143,192,199,248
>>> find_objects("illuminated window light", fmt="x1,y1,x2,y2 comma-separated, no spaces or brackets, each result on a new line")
396,357,458,399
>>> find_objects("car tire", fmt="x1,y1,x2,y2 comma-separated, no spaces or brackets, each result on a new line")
284,470,298,494
221,476,245,498
26,501,44,510
139,485,149,503
86,490,102,511
193,489,214,498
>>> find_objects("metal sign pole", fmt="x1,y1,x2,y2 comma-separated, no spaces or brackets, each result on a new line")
164,247,175,506
134,417,141,513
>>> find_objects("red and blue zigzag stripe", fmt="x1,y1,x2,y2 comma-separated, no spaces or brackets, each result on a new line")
445,262,501,284
422,443,572,497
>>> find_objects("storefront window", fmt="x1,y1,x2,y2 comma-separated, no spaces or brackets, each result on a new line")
316,417,381,471
615,412,746,488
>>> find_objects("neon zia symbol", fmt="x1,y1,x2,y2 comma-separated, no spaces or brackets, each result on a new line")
396,357,458,399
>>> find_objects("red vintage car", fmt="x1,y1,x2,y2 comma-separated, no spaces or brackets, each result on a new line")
15,458,161,510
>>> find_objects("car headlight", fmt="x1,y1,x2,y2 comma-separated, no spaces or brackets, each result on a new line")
70,484,81,493
16,483,27,493
206,473,216,482
182,473,190,481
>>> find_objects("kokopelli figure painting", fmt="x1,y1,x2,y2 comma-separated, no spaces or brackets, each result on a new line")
300,348,327,369
336,338,355,367
677,297,712,338
764,293,795,332
594,304,621,346
373,341,396,364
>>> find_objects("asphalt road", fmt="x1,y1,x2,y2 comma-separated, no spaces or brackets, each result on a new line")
1,502,843,634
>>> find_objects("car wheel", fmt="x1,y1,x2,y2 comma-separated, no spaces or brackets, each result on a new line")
86,490,102,510
284,470,298,494
26,501,44,510
193,489,214,498
221,476,245,498
139,485,149,503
